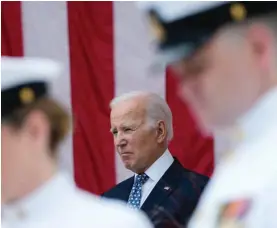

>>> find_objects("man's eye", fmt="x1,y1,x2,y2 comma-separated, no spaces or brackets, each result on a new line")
123,127,136,133
112,130,118,136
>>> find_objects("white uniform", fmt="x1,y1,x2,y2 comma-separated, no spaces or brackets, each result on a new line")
1,57,153,228
189,88,277,228
137,2,277,227
2,172,153,228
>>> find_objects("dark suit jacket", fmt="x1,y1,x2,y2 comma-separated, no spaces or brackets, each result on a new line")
103,158,209,228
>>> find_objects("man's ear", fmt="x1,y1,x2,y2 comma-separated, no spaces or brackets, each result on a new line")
22,110,50,141
156,120,167,143
246,23,273,72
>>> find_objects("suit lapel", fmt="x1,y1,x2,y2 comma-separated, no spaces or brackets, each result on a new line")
140,159,183,214
117,176,134,202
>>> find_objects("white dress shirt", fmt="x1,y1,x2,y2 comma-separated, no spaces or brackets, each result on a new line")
189,87,277,228
2,172,153,228
135,149,174,207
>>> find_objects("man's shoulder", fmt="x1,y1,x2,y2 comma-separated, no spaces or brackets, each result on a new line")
205,127,277,199
179,169,209,193
163,158,209,197
232,126,277,177
181,168,210,183
255,125,277,153
102,176,134,196
171,159,209,186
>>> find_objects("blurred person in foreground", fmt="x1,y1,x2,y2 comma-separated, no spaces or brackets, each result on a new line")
103,91,209,227
138,2,277,227
1,56,153,228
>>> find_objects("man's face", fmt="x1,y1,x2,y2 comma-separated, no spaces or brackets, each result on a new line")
1,123,31,202
110,98,158,173
171,28,266,131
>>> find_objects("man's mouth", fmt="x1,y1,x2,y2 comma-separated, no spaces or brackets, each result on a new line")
120,151,133,156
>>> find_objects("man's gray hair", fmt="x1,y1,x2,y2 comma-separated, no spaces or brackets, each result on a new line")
110,91,174,142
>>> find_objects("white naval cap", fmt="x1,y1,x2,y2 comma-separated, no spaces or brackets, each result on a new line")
1,56,62,118
137,1,277,64
138,1,224,23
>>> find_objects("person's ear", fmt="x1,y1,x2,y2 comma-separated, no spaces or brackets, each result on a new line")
246,23,273,73
22,110,50,143
156,120,167,143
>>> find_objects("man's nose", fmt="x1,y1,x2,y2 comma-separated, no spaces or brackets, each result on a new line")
115,134,127,148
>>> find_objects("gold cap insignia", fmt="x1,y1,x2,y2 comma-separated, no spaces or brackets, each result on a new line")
19,87,35,104
148,13,166,42
230,3,247,22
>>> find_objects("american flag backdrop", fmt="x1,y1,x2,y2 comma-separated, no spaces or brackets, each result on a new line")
1,1,215,195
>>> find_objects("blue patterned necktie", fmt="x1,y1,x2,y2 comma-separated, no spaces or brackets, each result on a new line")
127,173,149,209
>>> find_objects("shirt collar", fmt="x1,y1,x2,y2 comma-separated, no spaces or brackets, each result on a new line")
238,86,277,140
2,172,75,221
135,149,174,182
215,87,277,161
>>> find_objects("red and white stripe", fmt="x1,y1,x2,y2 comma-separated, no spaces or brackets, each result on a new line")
2,2,214,195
